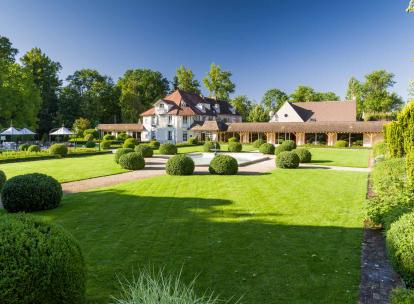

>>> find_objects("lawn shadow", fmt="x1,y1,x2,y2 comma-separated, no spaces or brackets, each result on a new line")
311,159,333,164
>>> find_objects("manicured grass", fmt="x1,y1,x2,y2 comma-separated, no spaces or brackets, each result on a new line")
0,154,127,183
309,148,371,168
32,169,366,303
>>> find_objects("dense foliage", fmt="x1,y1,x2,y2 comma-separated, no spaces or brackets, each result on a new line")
276,151,300,169
135,144,153,158
253,139,265,148
27,144,40,152
0,214,86,304
373,141,388,157
119,152,145,170
390,288,414,304
166,155,195,175
203,141,220,152
282,140,296,151
103,134,115,140
228,137,238,143
0,170,6,190
49,143,68,157
209,154,238,175
159,143,177,155
117,132,131,142
293,148,312,163
275,143,291,155
18,144,30,151
228,142,242,152
2,173,62,212
259,143,275,154
114,148,134,164
100,140,112,150
149,140,160,149
188,137,198,145
203,63,235,100
172,65,201,94
335,140,348,148
84,141,95,148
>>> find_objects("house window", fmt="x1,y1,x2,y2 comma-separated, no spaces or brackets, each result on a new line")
183,116,188,124
159,103,164,109
183,132,187,142
168,115,173,125
168,131,172,140
151,116,156,125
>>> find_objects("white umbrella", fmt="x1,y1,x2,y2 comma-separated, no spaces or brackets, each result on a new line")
0,126,21,135
49,126,74,136
19,128,36,135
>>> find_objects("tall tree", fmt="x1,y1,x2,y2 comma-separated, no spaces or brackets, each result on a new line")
0,36,17,64
21,48,62,136
290,85,339,102
172,65,200,94
118,69,169,122
230,95,252,122
261,88,289,111
247,104,268,122
408,0,413,12
203,63,235,100
57,69,120,127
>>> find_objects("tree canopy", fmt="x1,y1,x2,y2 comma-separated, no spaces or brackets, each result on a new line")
247,104,268,122
172,65,200,94
408,0,413,12
230,95,252,122
290,85,339,102
261,88,289,111
118,69,169,122
203,63,235,100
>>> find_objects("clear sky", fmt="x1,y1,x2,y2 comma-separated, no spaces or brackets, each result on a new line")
0,0,413,101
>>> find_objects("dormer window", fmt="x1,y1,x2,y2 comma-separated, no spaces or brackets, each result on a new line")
181,101,186,107
159,103,164,109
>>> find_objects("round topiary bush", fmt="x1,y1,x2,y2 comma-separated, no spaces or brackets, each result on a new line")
274,144,291,155
134,144,153,158
83,128,98,139
119,152,145,170
253,139,265,148
49,143,68,157
27,144,40,152
83,134,94,142
2,173,62,212
259,143,275,154
228,137,239,143
387,212,414,286
18,143,30,151
228,142,242,152
159,143,177,155
281,140,296,151
117,132,131,141
276,151,300,169
293,148,312,163
103,134,115,141
114,148,134,164
123,141,135,149
203,141,221,152
0,170,6,190
149,140,160,149
209,154,238,175
188,137,198,145
166,155,195,176
100,140,112,150
0,214,86,304
84,141,95,148
335,140,348,148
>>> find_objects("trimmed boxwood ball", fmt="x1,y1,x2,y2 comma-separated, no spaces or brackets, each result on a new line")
259,143,275,154
159,143,177,155
387,212,414,286
276,151,300,169
0,170,6,190
100,140,112,150
117,132,131,141
27,144,40,152
209,154,238,175
135,144,153,158
103,134,115,140
275,144,290,155
228,137,239,143
123,141,135,149
335,140,348,148
293,148,312,163
114,148,134,163
18,143,30,151
253,139,265,148
203,141,221,152
149,140,160,149
166,155,195,175
2,173,62,212
0,214,86,304
228,142,242,152
84,141,95,148
281,140,296,151
119,152,145,170
49,143,68,157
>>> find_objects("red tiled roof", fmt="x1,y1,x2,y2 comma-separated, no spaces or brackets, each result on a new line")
97,123,145,132
190,120,229,132
290,101,356,122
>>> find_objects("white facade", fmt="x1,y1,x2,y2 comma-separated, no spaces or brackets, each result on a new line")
269,102,304,122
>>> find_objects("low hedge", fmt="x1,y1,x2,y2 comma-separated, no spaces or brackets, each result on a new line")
119,152,145,170
49,143,68,157
166,155,195,175
293,148,312,163
114,148,134,164
0,150,110,164
228,137,239,143
387,212,414,286
209,154,238,175
159,143,177,155
100,140,112,150
84,141,95,148
253,139,265,148
259,143,275,154
0,214,86,304
335,140,348,148
0,170,6,190
203,141,220,152
2,173,62,212
188,137,198,145
373,141,388,157
276,151,300,169
149,140,160,149
83,128,99,139
135,144,153,158
27,144,40,152
18,143,30,151
390,288,414,304
228,142,242,152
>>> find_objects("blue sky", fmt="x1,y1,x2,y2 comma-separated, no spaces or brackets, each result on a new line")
0,0,413,101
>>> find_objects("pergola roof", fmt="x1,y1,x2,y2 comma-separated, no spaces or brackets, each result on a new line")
19,128,36,135
49,126,74,135
226,121,386,134
190,120,229,132
0,127,21,135
97,123,145,132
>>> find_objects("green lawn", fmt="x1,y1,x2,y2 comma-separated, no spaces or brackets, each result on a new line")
0,154,127,183
32,169,366,303
309,148,371,168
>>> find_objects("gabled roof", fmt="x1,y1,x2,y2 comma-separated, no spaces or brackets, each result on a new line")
97,123,145,132
140,90,239,117
288,101,356,122
190,120,229,132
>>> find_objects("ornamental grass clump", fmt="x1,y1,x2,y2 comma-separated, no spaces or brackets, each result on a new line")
259,143,275,154
228,142,242,152
209,154,238,175
293,148,312,163
0,214,86,304
203,141,220,152
114,148,134,164
119,152,145,170
1,173,62,212
276,151,300,169
134,144,153,158
159,143,177,155
49,143,68,156
166,155,195,176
